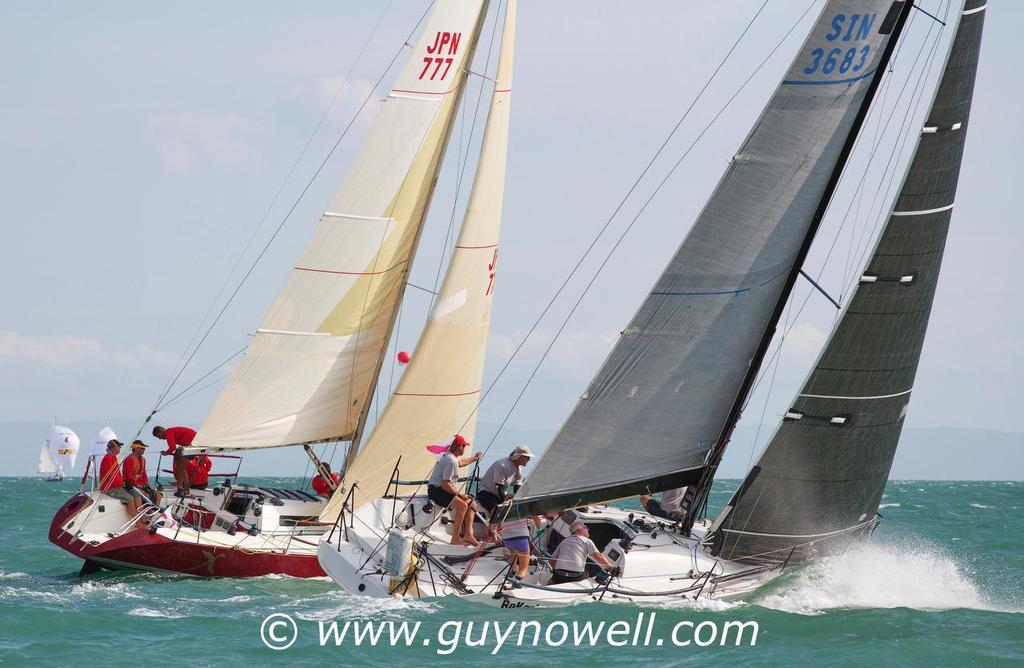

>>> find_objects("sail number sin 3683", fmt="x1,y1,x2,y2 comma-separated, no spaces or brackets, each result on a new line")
804,13,878,76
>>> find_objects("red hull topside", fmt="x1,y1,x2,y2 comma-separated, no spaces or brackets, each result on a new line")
49,493,326,578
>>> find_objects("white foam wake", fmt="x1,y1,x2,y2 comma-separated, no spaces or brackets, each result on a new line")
754,539,1011,615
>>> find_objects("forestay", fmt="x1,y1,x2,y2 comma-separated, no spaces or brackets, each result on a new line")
194,1,489,452
518,1,909,513
711,0,987,564
324,0,515,515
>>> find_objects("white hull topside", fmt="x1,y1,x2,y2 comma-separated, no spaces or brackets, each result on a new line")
318,497,785,608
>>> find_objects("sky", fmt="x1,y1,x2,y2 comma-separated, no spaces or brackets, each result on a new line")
2,1,1020,477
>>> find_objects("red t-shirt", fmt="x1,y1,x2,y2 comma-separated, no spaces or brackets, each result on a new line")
122,454,149,487
185,455,212,486
161,426,197,455
99,453,124,492
312,471,340,496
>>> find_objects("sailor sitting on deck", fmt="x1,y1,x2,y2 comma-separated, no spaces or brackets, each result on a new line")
475,444,533,518
152,425,196,495
99,439,147,528
426,435,482,547
122,439,161,505
548,520,614,585
639,487,687,522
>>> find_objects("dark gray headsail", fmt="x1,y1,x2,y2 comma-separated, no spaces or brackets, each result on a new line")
709,0,986,564
517,1,913,514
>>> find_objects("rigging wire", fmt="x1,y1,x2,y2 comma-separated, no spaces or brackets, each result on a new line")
340,1,502,448
730,1,952,518
385,0,507,403
739,3,948,413
439,0,775,457
474,0,815,456
146,1,428,422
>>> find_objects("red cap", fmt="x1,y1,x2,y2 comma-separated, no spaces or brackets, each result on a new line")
450,434,470,449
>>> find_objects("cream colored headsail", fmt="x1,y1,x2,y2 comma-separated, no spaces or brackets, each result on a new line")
194,1,489,452
322,0,515,518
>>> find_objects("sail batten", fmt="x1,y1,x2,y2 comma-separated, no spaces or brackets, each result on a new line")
192,1,489,453
517,0,912,515
711,0,986,564
322,0,516,518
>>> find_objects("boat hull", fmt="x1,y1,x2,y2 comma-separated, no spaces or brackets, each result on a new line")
49,492,326,578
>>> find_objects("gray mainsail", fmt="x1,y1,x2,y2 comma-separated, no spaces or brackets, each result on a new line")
517,1,912,514
709,0,986,564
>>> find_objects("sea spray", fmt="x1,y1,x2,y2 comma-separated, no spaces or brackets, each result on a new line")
755,537,997,614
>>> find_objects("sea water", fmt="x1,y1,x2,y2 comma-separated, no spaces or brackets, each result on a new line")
1,478,1021,666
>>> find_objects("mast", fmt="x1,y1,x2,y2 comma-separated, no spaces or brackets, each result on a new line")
683,0,915,530
709,0,986,563
323,0,516,518
341,1,493,475
516,0,916,516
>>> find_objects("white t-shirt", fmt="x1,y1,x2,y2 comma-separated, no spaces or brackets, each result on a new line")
500,518,533,540
552,534,598,574
428,452,459,487
478,457,523,497
661,487,686,512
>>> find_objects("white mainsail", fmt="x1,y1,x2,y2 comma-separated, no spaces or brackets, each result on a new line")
38,439,57,475
323,0,515,516
195,1,489,452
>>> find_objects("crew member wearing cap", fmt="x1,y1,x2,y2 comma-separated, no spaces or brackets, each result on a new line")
426,435,482,547
549,520,614,585
185,454,212,490
122,440,161,504
152,425,196,494
476,444,533,518
99,439,146,526
639,487,687,522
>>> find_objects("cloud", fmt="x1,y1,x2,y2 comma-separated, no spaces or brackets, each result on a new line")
149,112,266,174
0,331,179,421
0,331,177,371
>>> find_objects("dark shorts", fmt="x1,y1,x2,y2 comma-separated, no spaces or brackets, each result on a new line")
427,485,456,509
476,489,501,514
502,537,530,554
645,498,674,520
105,487,139,504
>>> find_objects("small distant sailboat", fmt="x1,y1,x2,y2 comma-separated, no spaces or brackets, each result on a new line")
317,0,988,607
39,425,80,482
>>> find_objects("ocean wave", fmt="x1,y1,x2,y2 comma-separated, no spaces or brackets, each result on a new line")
130,607,188,619
969,503,993,509
879,503,901,509
753,539,1016,615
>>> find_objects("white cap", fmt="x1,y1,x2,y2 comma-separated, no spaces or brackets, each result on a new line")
510,444,534,459
570,520,588,534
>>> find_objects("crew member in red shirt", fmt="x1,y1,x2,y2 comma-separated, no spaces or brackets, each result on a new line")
185,454,212,490
122,440,161,504
311,471,340,497
99,439,144,524
152,425,196,494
